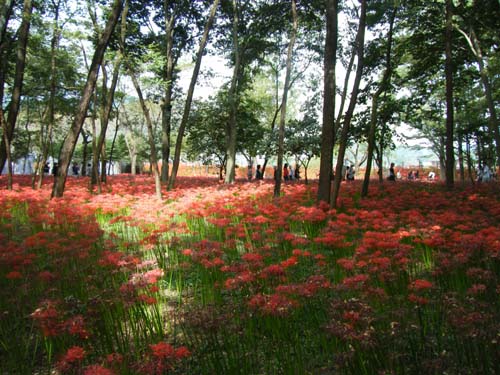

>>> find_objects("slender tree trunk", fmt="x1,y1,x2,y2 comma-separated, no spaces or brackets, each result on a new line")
97,58,121,184
274,0,297,198
168,0,219,190
362,6,396,198
161,0,175,183
466,133,474,184
225,0,241,184
457,130,465,184
108,111,119,175
81,129,90,177
91,88,100,190
444,0,454,189
36,3,61,189
317,0,338,205
0,0,14,42
331,0,366,208
121,2,161,199
52,0,124,198
129,71,162,199
0,0,33,174
456,26,500,168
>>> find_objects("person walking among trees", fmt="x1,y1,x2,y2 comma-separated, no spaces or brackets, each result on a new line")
283,163,289,181
294,165,300,180
388,162,396,181
255,164,263,180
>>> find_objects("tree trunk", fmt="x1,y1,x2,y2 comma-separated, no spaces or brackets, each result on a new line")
108,110,120,175
97,57,121,185
457,130,465,184
361,5,396,198
121,1,161,199
466,133,474,184
36,0,61,190
129,71,162,199
331,0,366,208
0,0,33,174
444,0,454,189
456,26,500,168
161,0,175,183
81,129,90,177
274,0,297,198
168,0,219,190
225,0,241,184
52,0,124,198
317,0,338,205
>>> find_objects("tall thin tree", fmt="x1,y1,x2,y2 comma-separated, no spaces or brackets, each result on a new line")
317,0,338,205
444,0,454,189
168,0,220,190
331,0,366,208
51,0,124,198
274,0,297,198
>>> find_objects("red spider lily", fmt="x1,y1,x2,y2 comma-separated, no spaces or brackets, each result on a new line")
31,300,61,337
280,256,298,268
138,294,158,305
64,315,89,339
248,293,298,316
467,284,487,295
260,264,286,278
106,353,124,365
150,342,175,358
56,346,86,372
342,274,369,290
410,279,433,291
294,206,327,222
408,293,429,305
143,269,164,284
5,270,22,279
84,365,115,375
224,270,256,290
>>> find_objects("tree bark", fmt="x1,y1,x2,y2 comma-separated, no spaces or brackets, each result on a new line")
36,0,61,189
444,0,454,189
0,0,33,174
168,0,220,190
161,0,175,183
317,0,338,205
455,26,500,168
51,0,124,198
274,0,297,198
224,0,241,184
331,0,366,208
361,5,396,198
96,57,121,185
120,1,161,199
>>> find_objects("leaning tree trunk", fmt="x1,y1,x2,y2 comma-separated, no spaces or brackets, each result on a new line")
121,2,161,199
444,0,454,190
274,0,297,198
168,0,219,190
317,0,338,205
129,71,162,199
0,0,33,174
331,0,366,208
224,0,241,184
361,5,396,198
52,0,124,198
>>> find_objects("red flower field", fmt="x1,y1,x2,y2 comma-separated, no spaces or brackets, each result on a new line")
1,175,499,374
